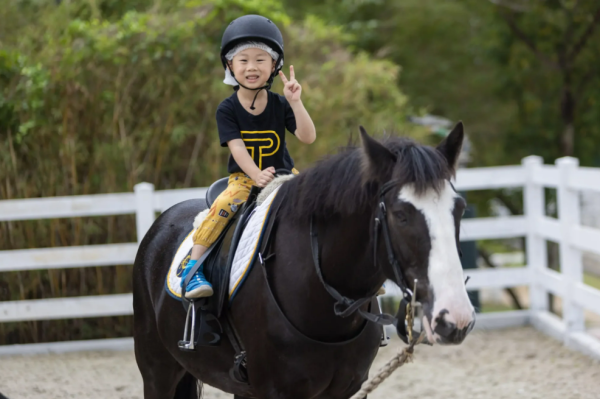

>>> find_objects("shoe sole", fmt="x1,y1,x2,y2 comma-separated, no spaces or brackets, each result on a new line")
185,286,214,298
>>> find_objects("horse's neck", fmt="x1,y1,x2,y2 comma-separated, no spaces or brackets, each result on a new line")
315,215,383,297
269,211,384,341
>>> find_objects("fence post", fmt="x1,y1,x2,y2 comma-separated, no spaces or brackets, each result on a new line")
522,156,547,315
556,157,585,338
134,182,155,244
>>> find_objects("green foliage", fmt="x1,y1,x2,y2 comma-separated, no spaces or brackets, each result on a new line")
0,51,21,137
282,0,600,222
486,0,600,165
282,0,518,167
284,0,600,167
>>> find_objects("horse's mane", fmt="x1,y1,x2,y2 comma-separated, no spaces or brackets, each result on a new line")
284,136,454,221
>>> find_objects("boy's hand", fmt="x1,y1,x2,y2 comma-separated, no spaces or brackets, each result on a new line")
254,167,276,188
279,66,302,103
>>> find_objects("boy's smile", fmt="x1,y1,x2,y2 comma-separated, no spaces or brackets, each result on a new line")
230,48,275,89
245,74,259,84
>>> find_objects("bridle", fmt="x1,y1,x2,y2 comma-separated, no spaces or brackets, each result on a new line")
310,179,420,343
374,180,414,300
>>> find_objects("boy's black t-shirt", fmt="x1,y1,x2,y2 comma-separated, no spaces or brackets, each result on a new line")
216,91,297,174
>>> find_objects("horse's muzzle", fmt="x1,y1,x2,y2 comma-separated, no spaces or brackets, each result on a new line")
431,310,476,345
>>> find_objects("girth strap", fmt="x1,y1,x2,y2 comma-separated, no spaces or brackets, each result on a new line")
222,313,249,384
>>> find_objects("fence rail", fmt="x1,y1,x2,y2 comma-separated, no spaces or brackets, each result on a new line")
0,243,138,272
1,156,600,360
0,294,133,323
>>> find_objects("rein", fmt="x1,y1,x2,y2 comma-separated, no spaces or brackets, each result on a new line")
310,180,419,341
310,221,396,326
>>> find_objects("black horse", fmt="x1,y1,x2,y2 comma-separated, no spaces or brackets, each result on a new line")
133,123,475,398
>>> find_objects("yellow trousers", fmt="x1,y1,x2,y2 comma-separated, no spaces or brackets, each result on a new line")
193,173,255,247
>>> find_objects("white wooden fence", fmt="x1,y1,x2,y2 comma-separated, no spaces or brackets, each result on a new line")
1,156,600,360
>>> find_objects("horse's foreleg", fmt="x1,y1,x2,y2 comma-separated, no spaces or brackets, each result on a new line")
134,330,189,399
134,324,188,399
174,372,200,399
133,285,189,398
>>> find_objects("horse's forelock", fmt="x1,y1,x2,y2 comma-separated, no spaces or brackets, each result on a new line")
389,140,453,196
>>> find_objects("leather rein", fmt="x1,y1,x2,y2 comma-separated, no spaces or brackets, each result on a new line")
310,180,419,342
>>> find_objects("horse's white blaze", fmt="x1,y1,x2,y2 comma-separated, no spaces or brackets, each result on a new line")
399,182,474,338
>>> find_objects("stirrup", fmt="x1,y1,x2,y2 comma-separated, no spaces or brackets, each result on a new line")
178,300,197,351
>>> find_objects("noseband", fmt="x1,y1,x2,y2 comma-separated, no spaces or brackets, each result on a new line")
310,180,419,342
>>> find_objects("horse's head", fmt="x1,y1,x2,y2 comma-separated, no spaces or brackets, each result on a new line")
360,123,475,345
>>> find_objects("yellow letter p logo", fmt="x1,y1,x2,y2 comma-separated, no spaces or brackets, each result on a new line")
240,130,280,170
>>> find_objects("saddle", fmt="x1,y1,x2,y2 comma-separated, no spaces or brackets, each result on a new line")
205,177,229,208
178,174,288,384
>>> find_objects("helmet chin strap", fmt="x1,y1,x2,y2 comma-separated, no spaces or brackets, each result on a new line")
231,70,274,110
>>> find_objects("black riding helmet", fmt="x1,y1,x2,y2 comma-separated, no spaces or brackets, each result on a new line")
220,15,285,97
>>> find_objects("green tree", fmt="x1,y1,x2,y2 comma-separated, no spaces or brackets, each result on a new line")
282,0,516,167
488,0,600,164
283,0,600,167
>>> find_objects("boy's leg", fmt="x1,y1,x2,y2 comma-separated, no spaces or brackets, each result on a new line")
183,173,254,298
180,243,212,298
191,244,208,260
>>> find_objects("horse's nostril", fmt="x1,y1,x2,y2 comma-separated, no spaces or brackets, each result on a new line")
467,318,476,333
431,309,475,344
433,312,456,338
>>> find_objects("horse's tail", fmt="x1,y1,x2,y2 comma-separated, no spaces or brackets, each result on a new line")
174,372,202,399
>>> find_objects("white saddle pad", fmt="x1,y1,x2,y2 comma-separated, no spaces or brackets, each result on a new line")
165,186,281,301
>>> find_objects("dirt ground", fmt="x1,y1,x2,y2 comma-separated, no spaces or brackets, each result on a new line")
0,327,599,399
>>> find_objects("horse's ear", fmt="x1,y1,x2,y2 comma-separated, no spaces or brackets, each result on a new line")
359,125,396,182
436,121,464,171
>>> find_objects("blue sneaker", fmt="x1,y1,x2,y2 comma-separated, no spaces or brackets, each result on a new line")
181,259,213,298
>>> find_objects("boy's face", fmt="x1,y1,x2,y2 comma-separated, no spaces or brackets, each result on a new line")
229,48,276,89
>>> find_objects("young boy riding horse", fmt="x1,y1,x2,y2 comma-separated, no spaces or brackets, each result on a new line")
181,15,317,298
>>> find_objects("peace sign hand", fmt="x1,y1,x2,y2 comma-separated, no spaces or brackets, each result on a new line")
279,65,302,103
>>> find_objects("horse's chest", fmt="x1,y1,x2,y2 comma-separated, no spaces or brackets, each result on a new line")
241,297,381,397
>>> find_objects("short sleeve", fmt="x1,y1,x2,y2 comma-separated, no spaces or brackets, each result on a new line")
284,99,297,135
216,101,241,147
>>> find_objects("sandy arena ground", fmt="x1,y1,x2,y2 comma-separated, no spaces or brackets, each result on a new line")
0,327,599,399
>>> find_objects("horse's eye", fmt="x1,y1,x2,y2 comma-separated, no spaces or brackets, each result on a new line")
393,211,408,224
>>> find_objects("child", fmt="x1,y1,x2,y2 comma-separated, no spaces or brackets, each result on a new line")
181,15,316,298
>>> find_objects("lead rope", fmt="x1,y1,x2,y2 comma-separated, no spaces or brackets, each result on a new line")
349,332,425,399
351,279,422,399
